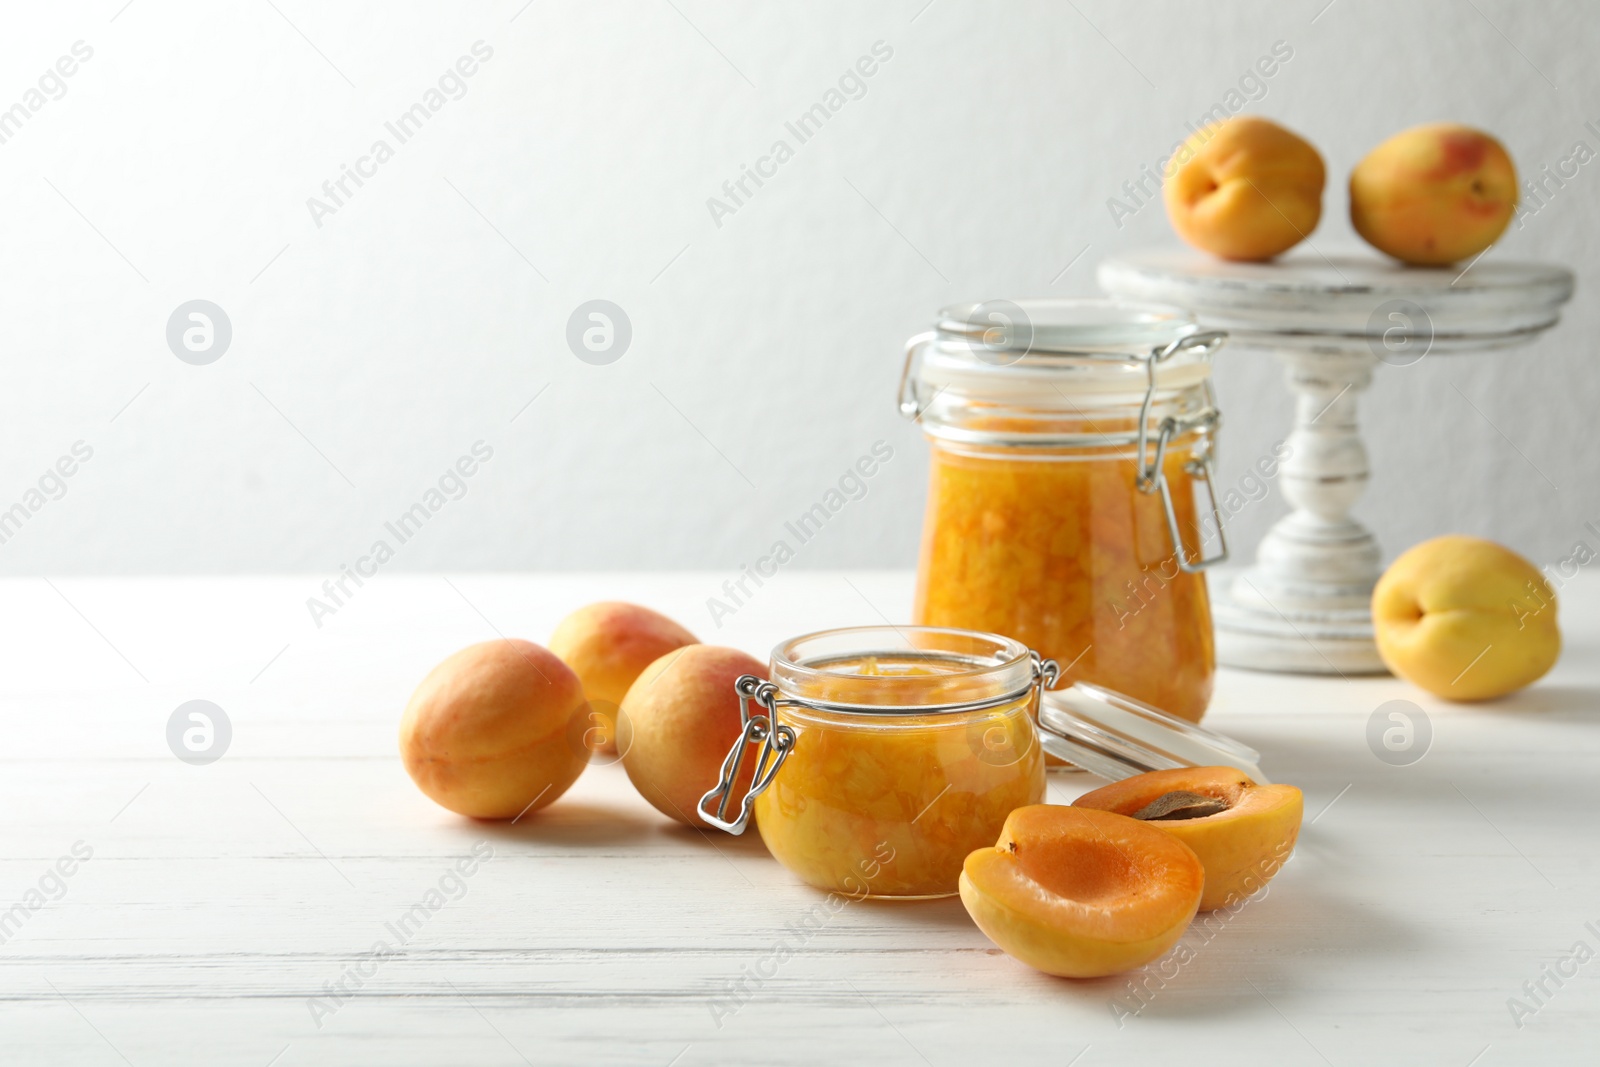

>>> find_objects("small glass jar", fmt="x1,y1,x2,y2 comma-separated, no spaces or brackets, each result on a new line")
698,626,1054,899
900,299,1228,723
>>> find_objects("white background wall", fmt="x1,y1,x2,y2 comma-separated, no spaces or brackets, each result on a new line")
3,0,1596,581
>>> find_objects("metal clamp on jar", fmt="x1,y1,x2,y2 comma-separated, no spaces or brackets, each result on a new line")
901,299,1229,723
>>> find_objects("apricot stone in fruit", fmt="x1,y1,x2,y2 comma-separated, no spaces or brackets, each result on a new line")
399,639,589,819
1073,766,1302,911
1350,123,1517,266
549,602,697,756
959,805,1203,978
1373,535,1558,701
1163,115,1326,261
619,644,766,829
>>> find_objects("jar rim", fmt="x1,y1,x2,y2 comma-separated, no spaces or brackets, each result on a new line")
769,625,1036,717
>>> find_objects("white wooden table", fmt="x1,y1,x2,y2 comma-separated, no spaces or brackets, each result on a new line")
4,572,1597,1065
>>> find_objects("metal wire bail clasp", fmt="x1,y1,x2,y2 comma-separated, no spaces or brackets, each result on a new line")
1030,650,1061,695
697,675,797,835
1134,330,1230,574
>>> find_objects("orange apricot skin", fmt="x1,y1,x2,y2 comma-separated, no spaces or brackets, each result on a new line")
1163,115,1326,261
1372,535,1558,701
959,806,1203,978
549,602,697,755
619,645,765,829
1350,124,1517,266
1074,767,1302,911
399,639,589,819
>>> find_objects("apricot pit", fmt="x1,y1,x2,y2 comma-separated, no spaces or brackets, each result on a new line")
1075,766,1302,911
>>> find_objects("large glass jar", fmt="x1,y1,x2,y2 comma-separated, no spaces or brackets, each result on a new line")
900,300,1227,723
698,626,1054,899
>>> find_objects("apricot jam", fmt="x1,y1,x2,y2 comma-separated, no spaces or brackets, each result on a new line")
915,437,1214,721
699,627,1052,899
901,300,1227,723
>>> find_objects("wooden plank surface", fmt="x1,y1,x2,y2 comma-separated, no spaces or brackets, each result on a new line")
2,572,1597,1065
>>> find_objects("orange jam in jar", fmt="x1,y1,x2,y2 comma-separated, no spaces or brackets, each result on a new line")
698,627,1053,899
900,300,1227,723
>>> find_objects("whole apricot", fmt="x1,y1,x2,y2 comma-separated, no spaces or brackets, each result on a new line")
1163,115,1326,261
549,602,697,756
1373,535,1558,700
400,639,589,819
1073,766,1302,911
960,805,1203,978
1350,123,1518,266
619,644,765,829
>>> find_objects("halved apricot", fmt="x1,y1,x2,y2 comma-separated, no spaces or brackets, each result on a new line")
959,805,1203,978
1073,767,1302,911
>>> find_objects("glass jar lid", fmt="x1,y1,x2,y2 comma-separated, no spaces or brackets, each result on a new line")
935,298,1200,355
900,298,1224,419
1038,682,1268,784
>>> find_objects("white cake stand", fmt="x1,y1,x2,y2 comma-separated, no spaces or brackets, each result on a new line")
1098,249,1574,675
